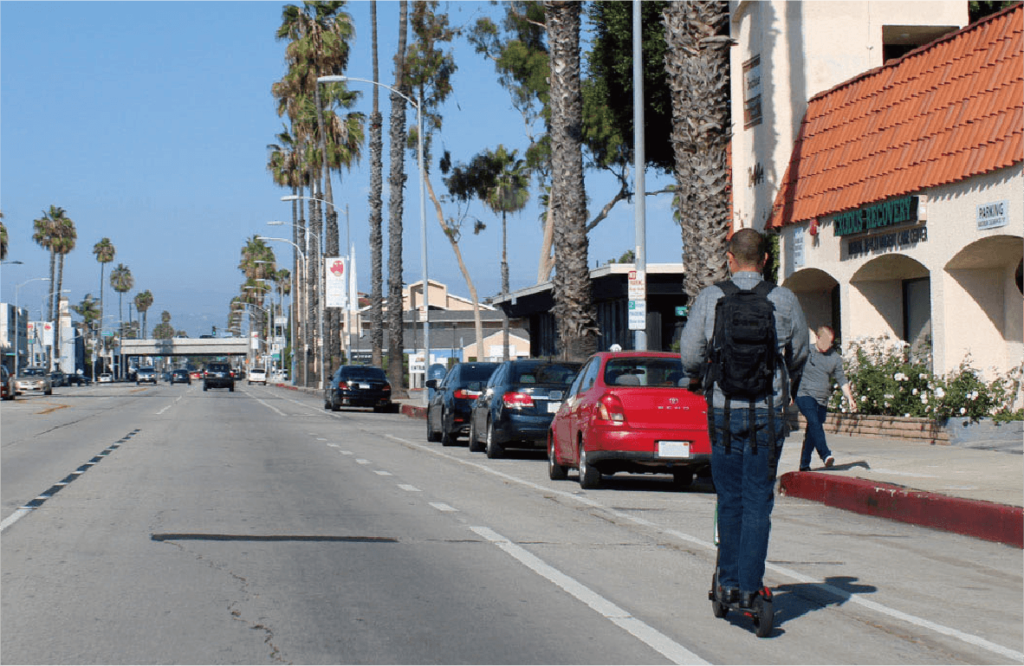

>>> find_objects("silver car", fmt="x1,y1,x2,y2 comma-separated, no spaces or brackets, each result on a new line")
136,367,158,385
14,367,52,395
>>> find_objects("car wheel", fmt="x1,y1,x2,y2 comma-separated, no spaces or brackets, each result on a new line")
203,385,208,391
548,434,567,480
440,410,456,447
485,420,504,459
229,385,234,392
468,417,484,453
426,407,441,442
672,469,694,490
45,388,52,396
578,439,600,489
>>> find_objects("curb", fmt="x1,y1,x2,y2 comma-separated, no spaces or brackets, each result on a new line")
779,471,1023,548
400,403,427,420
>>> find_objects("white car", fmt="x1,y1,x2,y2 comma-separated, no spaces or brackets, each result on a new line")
248,367,267,385
97,373,113,383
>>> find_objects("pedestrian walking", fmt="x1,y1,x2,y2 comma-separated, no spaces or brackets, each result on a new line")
679,228,809,611
794,325,856,471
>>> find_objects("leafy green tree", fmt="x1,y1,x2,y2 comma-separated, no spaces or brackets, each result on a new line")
153,311,175,340
109,263,134,339
0,211,7,261
134,290,154,338
32,206,67,322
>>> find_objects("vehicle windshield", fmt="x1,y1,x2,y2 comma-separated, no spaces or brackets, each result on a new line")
512,363,580,385
603,357,685,388
252,368,266,373
23,368,46,376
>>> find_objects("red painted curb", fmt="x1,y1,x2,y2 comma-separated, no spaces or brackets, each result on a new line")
779,471,1023,548
400,403,427,420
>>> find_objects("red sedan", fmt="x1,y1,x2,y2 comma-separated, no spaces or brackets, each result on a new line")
547,351,711,489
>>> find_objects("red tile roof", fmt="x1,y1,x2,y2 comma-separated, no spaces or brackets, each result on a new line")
769,4,1023,229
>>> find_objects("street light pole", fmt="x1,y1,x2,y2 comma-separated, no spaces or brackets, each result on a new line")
13,277,49,378
318,74,429,404
258,235,308,387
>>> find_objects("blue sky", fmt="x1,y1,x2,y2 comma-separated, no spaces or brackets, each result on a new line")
1,1,681,337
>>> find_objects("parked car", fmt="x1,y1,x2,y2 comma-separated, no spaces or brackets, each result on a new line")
67,372,89,386
203,362,235,392
170,369,191,385
50,370,67,387
136,367,158,385
323,365,392,412
248,367,268,385
467,359,582,458
547,351,711,490
97,372,114,384
1,366,14,400
14,367,52,396
425,362,499,446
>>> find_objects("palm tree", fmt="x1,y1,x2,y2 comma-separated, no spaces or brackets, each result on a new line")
92,237,116,355
109,263,134,338
134,290,154,338
0,210,8,261
369,0,385,367
387,0,410,395
51,213,77,367
545,1,597,361
662,1,732,299
72,294,101,374
32,206,66,322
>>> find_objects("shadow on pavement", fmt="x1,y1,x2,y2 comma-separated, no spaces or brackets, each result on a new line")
772,575,878,626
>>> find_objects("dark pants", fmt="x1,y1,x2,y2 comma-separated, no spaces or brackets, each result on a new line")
711,408,785,595
795,395,832,470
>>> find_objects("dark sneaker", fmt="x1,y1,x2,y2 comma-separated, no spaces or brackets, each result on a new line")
799,466,811,472
719,586,739,604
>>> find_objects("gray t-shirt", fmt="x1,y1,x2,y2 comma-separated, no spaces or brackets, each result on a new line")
796,346,849,407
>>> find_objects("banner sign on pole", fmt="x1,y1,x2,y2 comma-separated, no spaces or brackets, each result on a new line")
325,257,347,308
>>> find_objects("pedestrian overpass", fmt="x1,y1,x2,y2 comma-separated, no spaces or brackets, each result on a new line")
120,337,250,357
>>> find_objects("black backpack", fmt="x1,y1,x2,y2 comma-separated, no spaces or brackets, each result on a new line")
702,280,781,456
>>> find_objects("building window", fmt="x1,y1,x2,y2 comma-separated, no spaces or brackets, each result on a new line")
743,55,762,129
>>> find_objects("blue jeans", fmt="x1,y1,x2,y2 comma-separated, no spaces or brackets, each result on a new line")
711,408,785,595
796,395,832,470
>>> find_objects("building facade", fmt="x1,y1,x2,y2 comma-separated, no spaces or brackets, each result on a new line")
765,5,1023,376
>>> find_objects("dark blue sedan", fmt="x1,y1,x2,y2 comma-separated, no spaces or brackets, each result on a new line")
467,359,581,458
425,362,499,446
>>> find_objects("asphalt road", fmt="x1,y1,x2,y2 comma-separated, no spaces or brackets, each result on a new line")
2,383,1021,664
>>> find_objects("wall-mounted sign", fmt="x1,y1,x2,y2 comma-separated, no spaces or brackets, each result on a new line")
977,200,1009,231
792,233,805,268
834,196,920,236
845,226,928,260
743,55,762,129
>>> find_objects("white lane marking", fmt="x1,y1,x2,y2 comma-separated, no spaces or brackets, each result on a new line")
339,451,353,456
374,470,393,476
0,508,34,532
317,438,328,441
326,443,339,448
470,526,706,665
156,404,173,415
398,484,421,492
385,434,1023,662
356,459,370,465
429,502,458,513
249,394,286,416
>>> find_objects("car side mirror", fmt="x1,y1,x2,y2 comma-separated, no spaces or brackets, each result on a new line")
425,379,437,389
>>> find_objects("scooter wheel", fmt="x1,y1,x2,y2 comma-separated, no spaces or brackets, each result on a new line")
710,571,728,619
753,593,774,637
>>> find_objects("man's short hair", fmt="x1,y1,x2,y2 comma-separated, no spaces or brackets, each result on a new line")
728,228,767,266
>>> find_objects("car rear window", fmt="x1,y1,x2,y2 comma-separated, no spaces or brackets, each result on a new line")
208,364,231,372
512,363,580,385
604,357,685,388
341,367,386,381
460,364,497,381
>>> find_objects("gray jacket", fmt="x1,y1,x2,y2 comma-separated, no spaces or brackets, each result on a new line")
679,272,809,410
796,346,849,407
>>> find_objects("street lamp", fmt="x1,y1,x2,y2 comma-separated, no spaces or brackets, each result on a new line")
13,277,49,377
318,74,430,405
258,235,309,387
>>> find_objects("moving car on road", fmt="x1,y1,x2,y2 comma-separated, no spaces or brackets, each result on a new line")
467,359,581,458
14,367,52,396
136,367,158,385
203,362,235,392
248,367,268,385
170,369,191,385
425,362,499,446
1,366,14,400
547,351,711,490
324,365,393,412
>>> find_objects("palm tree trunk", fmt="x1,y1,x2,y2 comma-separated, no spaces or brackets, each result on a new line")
546,0,598,361
386,0,409,397
370,0,385,368
54,252,66,370
502,211,510,362
537,203,555,283
316,83,342,373
424,173,484,361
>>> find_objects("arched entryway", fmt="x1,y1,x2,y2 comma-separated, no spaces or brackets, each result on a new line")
849,254,931,365
943,234,1023,376
783,267,840,339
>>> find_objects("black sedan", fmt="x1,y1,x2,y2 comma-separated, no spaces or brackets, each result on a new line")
170,369,191,385
467,359,581,458
324,365,393,412
425,361,499,446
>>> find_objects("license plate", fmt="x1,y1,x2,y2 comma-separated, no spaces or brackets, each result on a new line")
547,401,561,413
657,441,691,458
359,383,370,389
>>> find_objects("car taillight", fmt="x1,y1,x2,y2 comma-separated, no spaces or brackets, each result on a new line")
502,391,534,409
597,394,627,424
383,384,391,393
337,381,349,390
453,388,480,400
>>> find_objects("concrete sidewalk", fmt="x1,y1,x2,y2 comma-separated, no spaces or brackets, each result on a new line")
391,393,1022,548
